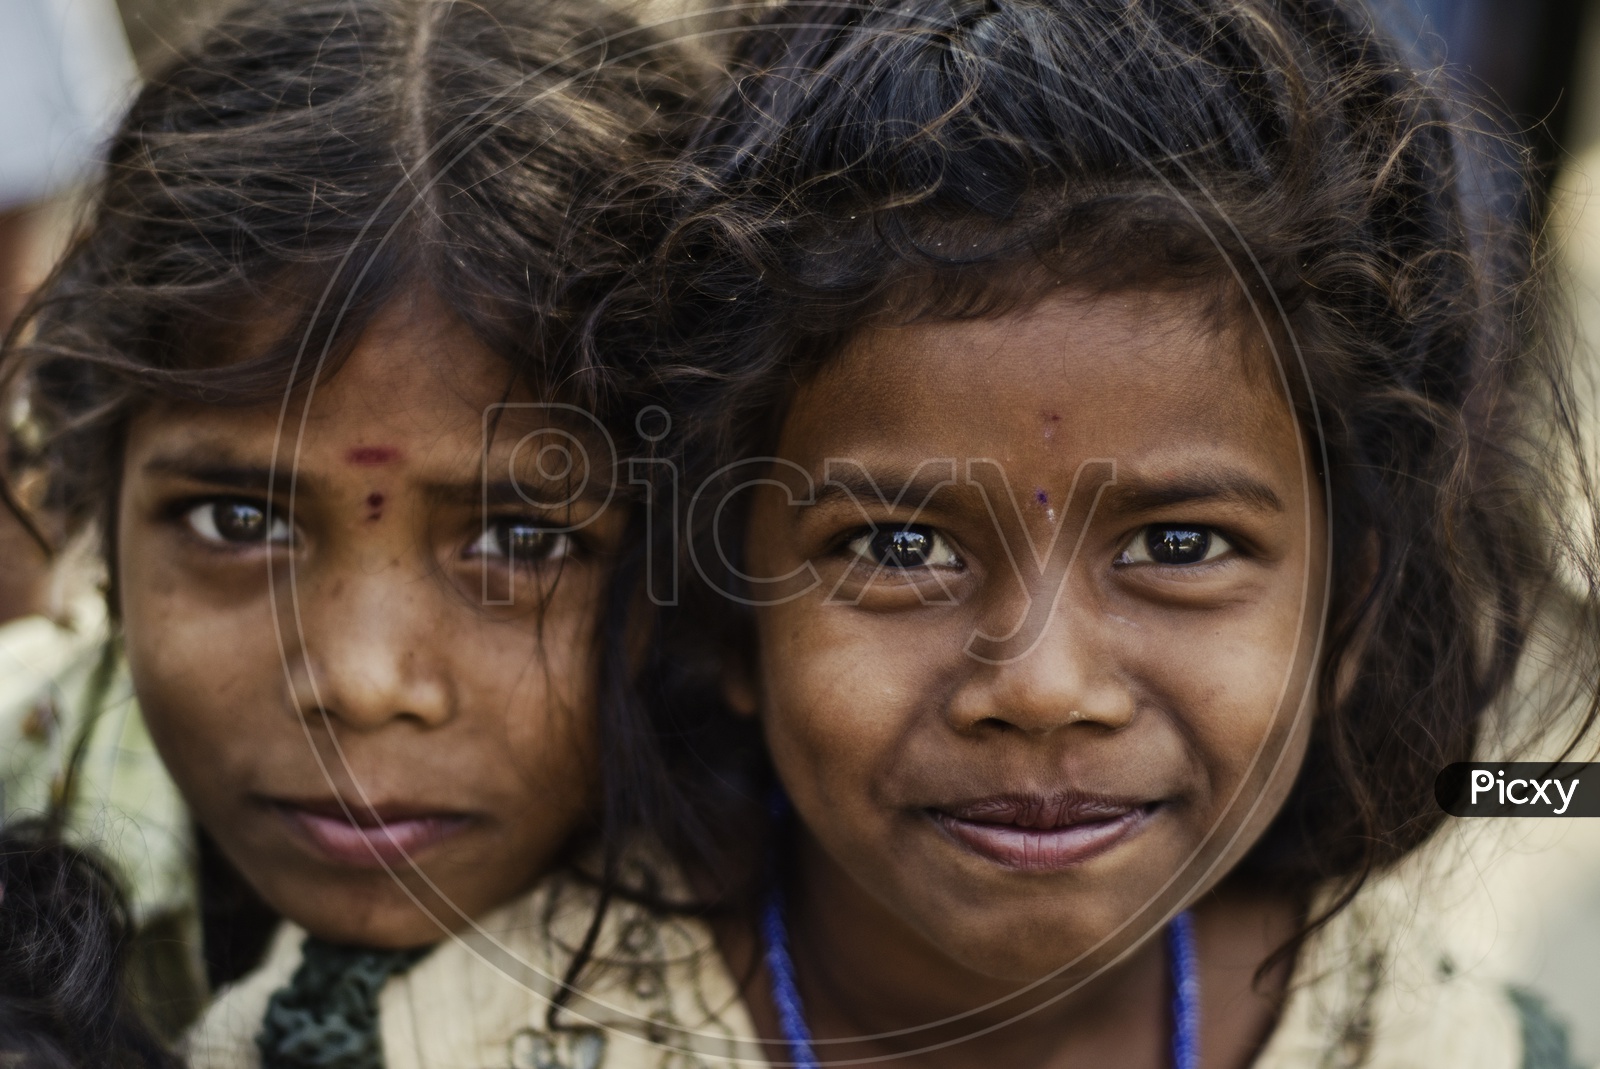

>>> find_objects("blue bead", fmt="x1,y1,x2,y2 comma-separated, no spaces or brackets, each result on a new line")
1168,910,1202,1069
762,888,820,1069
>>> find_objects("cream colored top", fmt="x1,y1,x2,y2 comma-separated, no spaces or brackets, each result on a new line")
186,872,766,1069
187,847,1559,1069
1254,876,1525,1069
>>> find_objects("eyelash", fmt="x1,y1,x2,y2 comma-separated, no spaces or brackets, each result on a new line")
176,497,292,548
462,517,574,567
842,524,964,571
170,497,573,568
1114,524,1236,567
836,521,1238,573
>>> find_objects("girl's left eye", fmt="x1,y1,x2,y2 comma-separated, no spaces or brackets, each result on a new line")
184,499,292,546
465,519,571,565
1115,524,1232,566
844,524,962,570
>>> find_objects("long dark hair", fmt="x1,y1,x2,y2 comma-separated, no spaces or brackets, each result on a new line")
1,0,703,1045
626,0,1600,930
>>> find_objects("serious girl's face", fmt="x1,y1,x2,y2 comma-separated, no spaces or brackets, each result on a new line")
736,287,1326,982
118,290,623,947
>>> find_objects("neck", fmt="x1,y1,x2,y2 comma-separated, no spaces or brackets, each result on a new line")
724,834,1300,1069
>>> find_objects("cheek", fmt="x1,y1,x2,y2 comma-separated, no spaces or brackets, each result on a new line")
494,646,598,784
118,533,277,769
480,590,607,804
1132,593,1320,825
1180,630,1300,748
755,606,931,811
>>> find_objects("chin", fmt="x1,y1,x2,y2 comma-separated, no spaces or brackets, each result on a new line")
932,900,1150,984
938,935,1093,985
269,877,462,949
300,902,451,949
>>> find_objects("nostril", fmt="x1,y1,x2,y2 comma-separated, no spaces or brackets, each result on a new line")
303,705,337,726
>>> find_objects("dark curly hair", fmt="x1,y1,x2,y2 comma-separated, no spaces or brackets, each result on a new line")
623,0,1600,926
0,821,183,1069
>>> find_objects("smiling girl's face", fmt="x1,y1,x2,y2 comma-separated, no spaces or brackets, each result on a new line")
735,286,1326,983
117,290,624,948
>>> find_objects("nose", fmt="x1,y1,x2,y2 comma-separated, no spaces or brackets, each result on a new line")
944,583,1134,735
282,561,454,731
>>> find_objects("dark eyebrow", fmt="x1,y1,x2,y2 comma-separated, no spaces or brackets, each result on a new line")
1100,471,1284,514
141,455,316,495
145,454,615,510
804,469,965,514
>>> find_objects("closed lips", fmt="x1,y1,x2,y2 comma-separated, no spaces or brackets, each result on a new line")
270,798,474,868
929,794,1156,871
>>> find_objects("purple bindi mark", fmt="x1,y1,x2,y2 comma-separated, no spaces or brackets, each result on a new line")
1033,488,1049,506
365,492,384,521
346,445,401,466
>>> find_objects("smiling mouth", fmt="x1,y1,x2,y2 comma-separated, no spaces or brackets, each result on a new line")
269,798,474,869
929,795,1157,871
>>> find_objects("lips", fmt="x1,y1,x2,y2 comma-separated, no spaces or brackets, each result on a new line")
269,798,473,869
929,793,1155,871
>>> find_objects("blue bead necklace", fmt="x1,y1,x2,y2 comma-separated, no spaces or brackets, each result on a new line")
761,891,1201,1069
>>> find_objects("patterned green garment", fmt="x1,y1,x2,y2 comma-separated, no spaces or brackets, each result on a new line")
256,939,429,1069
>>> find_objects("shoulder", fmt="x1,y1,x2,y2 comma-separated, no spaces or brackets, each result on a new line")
0,605,109,814
184,921,306,1069
382,872,763,1069
0,605,205,1034
185,872,764,1069
0,603,191,919
1253,863,1582,1069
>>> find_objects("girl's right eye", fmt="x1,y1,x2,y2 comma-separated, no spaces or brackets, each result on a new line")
183,500,292,546
844,524,962,570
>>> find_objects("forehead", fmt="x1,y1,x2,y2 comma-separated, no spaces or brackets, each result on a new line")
782,287,1300,469
131,294,583,467
292,293,526,444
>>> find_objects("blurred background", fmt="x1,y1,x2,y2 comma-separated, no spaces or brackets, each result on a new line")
1,0,1598,1057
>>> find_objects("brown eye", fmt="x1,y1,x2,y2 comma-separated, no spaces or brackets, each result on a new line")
846,525,961,569
184,499,291,545
1116,525,1230,566
465,520,571,566
1148,527,1209,564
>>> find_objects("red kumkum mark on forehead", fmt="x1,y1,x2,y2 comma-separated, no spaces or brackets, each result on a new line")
346,445,401,466
1041,411,1061,443
365,492,384,522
